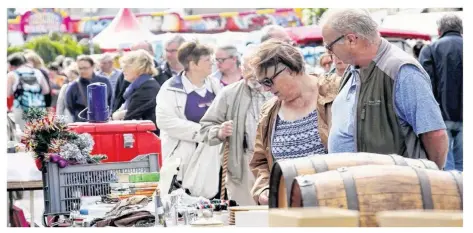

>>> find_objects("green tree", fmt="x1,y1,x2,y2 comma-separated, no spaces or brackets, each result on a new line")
302,8,328,25
7,33,100,65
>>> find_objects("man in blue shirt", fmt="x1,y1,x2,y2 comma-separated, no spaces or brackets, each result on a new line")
320,8,448,169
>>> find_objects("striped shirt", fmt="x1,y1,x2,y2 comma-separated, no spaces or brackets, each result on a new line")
272,110,326,160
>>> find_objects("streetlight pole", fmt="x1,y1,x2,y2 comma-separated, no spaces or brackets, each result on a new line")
84,8,95,55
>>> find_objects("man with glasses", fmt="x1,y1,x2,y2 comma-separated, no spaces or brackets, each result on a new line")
157,35,186,86
66,55,113,122
320,8,448,169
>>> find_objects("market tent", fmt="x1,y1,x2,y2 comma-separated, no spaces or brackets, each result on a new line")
285,25,431,45
92,8,156,52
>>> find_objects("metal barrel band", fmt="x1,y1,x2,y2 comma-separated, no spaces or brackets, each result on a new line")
338,167,360,211
310,159,329,173
412,167,434,209
448,170,463,210
283,163,299,206
296,176,319,207
387,154,409,166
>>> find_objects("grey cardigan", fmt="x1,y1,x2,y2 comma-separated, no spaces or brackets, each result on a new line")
200,80,253,183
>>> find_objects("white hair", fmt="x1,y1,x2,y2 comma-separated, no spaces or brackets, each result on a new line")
260,24,287,42
99,53,114,62
319,8,380,43
163,34,186,49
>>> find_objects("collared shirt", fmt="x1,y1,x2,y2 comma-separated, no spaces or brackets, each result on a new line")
98,68,122,95
181,73,213,97
328,64,446,153
328,66,359,153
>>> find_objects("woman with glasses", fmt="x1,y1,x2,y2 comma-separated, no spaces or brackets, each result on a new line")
200,45,273,205
210,45,243,87
248,39,334,205
56,62,80,123
155,41,222,199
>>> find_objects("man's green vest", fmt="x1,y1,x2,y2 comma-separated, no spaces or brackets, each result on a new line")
338,38,430,159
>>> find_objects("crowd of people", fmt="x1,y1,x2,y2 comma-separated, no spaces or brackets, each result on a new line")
7,9,463,206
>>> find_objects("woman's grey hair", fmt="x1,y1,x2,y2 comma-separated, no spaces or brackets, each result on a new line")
437,14,462,35
320,8,379,43
217,45,241,66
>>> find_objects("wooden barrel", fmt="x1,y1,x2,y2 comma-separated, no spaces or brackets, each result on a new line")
269,152,438,208
289,165,463,227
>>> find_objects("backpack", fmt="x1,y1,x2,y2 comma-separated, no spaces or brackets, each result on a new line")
13,69,45,111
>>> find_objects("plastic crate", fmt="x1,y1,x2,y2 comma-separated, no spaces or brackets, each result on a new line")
42,154,159,216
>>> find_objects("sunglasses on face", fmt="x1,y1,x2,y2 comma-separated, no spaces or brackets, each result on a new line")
258,67,287,88
325,35,345,52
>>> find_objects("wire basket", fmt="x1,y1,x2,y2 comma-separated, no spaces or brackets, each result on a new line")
42,153,159,217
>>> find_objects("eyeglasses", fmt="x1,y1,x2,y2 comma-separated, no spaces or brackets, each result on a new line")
166,49,178,53
215,56,233,64
258,67,286,88
325,35,345,52
78,66,92,71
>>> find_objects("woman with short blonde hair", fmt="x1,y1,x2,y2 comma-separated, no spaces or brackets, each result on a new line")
248,39,336,205
120,50,158,78
24,51,45,69
112,49,160,135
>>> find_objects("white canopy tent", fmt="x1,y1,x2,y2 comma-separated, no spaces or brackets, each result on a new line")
92,8,156,52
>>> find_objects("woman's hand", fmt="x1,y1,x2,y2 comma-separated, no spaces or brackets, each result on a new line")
112,110,127,120
217,120,233,140
258,189,269,205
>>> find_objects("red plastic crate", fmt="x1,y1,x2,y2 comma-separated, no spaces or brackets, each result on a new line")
68,120,161,168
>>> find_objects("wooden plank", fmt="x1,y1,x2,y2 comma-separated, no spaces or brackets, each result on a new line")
7,180,43,191
376,210,463,227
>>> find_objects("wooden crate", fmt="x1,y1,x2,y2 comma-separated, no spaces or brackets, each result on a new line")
269,207,359,227
376,210,463,227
